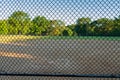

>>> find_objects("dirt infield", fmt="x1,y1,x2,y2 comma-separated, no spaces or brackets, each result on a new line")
0,39,120,75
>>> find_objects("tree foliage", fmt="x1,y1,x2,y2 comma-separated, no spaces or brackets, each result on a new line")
0,11,120,36
89,18,114,36
0,20,8,34
30,16,50,35
113,16,120,36
75,18,91,36
8,11,31,35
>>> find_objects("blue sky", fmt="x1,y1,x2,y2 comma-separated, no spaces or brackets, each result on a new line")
1,0,120,25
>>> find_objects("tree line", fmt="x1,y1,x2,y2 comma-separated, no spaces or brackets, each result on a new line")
0,11,120,36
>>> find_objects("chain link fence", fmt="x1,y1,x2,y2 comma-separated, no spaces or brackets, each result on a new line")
0,0,120,79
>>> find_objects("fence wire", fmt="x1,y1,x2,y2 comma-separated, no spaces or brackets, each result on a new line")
0,0,120,78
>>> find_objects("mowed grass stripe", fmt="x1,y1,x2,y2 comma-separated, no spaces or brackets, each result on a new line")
0,35,120,43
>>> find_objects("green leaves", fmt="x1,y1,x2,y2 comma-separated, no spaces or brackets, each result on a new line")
31,16,50,35
8,11,31,35
75,18,91,36
89,18,114,36
0,11,120,36
0,20,8,34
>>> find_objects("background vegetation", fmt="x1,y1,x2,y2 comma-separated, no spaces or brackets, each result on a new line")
0,11,120,36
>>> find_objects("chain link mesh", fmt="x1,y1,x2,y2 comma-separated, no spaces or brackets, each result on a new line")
0,0,120,78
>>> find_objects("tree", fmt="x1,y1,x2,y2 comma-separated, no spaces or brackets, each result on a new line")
49,20,66,36
75,18,91,36
67,24,77,36
113,16,120,36
62,27,73,36
0,20,8,34
8,11,31,35
30,16,50,35
49,26,65,36
90,18,114,36
1,11,120,36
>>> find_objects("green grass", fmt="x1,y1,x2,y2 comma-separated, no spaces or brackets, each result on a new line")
0,35,40,43
40,36,120,41
0,35,120,43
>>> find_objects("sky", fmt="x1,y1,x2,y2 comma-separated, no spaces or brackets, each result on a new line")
1,0,120,25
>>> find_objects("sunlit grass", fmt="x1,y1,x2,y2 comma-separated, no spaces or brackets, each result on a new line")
0,35,40,43
0,35,119,43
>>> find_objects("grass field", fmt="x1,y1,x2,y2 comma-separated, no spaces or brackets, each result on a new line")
0,35,120,76
0,35,40,43
0,35,120,43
